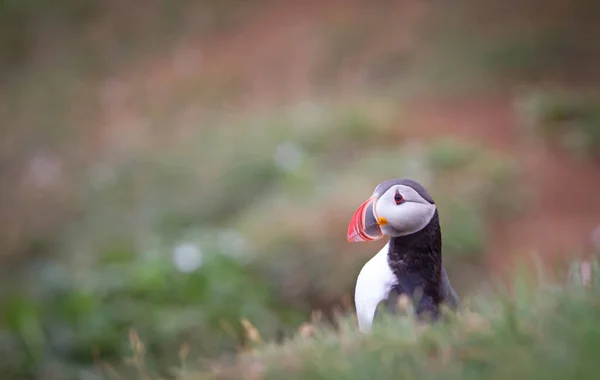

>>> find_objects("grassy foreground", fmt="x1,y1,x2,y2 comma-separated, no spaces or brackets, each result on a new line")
178,258,600,380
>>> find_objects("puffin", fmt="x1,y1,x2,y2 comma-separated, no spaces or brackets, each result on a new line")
347,178,459,332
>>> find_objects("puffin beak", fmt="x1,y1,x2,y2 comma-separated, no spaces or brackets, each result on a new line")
347,196,384,242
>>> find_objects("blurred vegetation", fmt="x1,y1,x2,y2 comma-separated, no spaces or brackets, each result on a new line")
1,0,599,379
0,99,520,377
199,258,600,380
515,88,600,160
0,0,252,79
418,0,600,92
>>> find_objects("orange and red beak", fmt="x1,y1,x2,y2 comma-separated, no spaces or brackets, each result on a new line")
347,196,385,242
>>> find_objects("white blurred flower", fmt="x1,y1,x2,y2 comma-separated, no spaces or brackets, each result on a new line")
274,141,304,173
172,242,203,273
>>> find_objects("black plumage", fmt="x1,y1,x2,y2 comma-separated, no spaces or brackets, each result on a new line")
376,178,459,320
387,209,459,320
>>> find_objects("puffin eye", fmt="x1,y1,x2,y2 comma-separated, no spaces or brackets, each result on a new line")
394,190,404,205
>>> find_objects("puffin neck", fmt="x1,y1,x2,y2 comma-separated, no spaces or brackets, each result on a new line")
386,210,443,302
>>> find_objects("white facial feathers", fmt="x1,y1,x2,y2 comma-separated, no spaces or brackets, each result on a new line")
374,185,436,237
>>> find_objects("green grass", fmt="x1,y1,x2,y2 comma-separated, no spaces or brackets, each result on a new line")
189,257,600,380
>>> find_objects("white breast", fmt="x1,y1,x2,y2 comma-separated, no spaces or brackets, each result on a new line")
354,243,397,332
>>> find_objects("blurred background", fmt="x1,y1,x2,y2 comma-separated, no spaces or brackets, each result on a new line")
1,0,600,378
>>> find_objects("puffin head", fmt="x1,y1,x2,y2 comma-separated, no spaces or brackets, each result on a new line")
347,178,437,242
